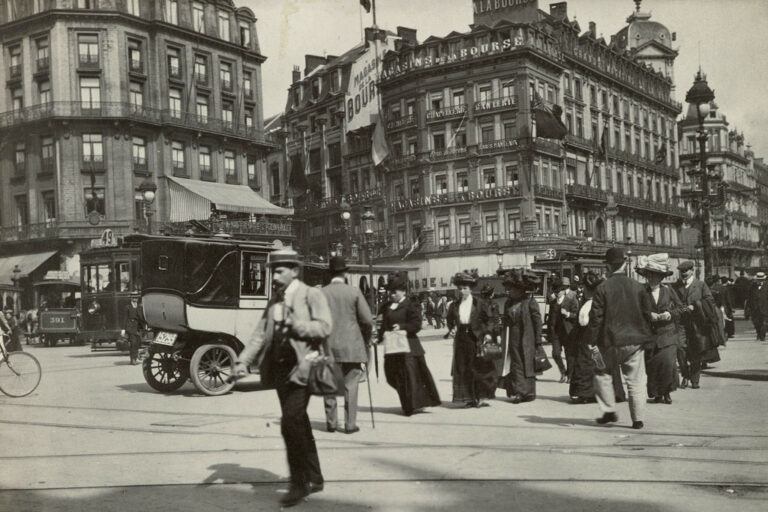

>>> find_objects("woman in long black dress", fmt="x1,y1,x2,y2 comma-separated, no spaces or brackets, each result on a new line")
446,272,495,408
378,274,441,416
498,269,542,403
569,272,601,403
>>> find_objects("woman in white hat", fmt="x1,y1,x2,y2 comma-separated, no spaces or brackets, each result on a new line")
636,254,687,404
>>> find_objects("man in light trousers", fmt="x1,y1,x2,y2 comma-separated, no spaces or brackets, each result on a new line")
588,248,654,430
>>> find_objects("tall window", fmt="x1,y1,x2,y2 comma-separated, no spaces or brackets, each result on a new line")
79,77,100,110
84,188,105,215
78,34,98,65
11,87,23,111
38,81,51,104
218,10,231,41
243,71,253,98
15,195,28,227
452,89,465,106
432,133,445,151
506,165,518,188
126,0,140,16
483,169,496,189
459,220,471,245
502,79,514,99
503,121,515,140
164,0,178,24
171,141,185,170
77,0,94,7
128,39,142,72
33,0,45,13
41,137,54,168
193,2,205,33
196,95,209,122
194,55,207,82
36,37,49,69
247,159,258,185
438,222,450,247
481,125,494,143
456,172,468,193
507,209,520,239
167,47,181,77
82,134,103,163
485,216,499,242
132,136,146,168
435,175,448,195
478,84,492,103
14,142,25,173
271,165,280,197
129,81,143,109
222,102,233,129
220,62,232,90
135,191,146,221
199,145,212,176
239,22,251,47
224,150,236,178
168,88,182,117
42,191,56,225
244,108,254,129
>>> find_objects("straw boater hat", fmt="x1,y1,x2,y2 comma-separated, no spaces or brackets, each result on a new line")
453,271,477,288
635,253,673,277
756,272,767,281
268,248,302,268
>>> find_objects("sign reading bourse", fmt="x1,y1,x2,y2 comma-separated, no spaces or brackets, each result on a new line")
345,36,396,133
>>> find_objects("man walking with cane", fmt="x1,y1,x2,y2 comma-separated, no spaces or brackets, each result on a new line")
321,256,374,434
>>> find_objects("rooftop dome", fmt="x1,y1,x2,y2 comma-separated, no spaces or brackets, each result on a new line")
614,0,673,52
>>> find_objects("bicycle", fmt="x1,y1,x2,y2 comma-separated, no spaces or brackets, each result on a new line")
0,333,42,397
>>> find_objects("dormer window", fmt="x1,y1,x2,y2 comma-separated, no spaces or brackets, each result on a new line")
311,78,321,99
293,85,302,106
331,69,342,93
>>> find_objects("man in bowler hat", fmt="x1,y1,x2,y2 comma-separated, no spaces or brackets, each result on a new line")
321,256,374,434
589,247,653,429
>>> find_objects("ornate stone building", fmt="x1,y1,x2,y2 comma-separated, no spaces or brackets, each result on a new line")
0,0,281,309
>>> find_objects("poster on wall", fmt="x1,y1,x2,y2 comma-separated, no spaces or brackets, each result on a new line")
345,35,396,133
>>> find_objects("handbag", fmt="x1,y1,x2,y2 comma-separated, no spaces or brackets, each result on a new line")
382,329,410,355
477,340,503,361
533,345,552,373
307,346,345,396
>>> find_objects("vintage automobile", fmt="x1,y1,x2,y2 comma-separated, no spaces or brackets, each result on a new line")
79,232,146,351
140,234,275,396
33,273,82,347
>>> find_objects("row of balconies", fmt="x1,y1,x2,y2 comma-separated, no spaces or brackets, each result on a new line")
387,96,518,131
390,186,523,213
0,220,137,244
0,101,275,147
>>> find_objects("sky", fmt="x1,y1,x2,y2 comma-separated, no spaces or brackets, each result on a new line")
244,0,768,157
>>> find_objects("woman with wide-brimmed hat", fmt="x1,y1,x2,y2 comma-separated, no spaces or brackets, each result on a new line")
636,253,687,404
445,272,496,407
377,273,441,416
497,269,543,403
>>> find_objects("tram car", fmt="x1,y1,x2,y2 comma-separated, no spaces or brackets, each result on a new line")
79,232,146,351
33,272,82,347
475,267,552,330
529,248,607,283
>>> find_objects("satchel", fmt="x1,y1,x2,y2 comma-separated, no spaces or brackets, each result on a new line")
382,329,410,355
477,341,503,361
534,345,552,373
307,346,345,396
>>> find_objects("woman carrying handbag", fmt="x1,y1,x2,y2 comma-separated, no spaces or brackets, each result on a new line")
378,274,441,416
446,272,497,408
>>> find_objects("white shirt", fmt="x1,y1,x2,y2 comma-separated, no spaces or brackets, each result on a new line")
684,275,694,288
650,286,661,304
459,296,472,324
578,299,592,327
273,279,300,322
389,295,405,310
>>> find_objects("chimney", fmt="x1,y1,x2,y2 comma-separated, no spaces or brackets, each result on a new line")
304,55,327,76
292,65,301,84
549,2,568,21
397,26,418,45
589,21,596,37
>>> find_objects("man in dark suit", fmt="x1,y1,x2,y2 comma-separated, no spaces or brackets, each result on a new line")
752,272,768,341
672,261,718,388
121,296,145,365
589,248,653,430
321,256,374,434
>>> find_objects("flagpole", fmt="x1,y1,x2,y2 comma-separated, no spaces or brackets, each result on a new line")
372,0,377,28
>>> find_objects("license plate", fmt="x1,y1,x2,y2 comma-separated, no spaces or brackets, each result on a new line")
153,331,178,346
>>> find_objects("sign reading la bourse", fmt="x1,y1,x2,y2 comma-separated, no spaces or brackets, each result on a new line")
473,0,536,14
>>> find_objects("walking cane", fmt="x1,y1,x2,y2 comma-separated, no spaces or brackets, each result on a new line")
364,361,375,429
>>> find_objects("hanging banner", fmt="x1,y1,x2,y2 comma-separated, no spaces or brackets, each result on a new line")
346,36,396,133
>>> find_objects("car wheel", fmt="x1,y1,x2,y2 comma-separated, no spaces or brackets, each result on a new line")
142,350,189,393
189,344,237,396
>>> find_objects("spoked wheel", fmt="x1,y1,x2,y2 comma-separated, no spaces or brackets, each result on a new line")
0,352,42,397
142,350,189,393
190,344,237,396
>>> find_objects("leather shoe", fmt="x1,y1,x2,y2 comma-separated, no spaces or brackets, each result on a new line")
559,373,567,383
680,379,689,389
691,383,700,389
280,484,309,507
632,421,644,429
663,395,672,404
596,412,618,424
309,481,324,494
345,426,360,434
326,426,336,433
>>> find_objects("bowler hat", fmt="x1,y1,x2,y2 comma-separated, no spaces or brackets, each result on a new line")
328,255,349,273
268,248,302,268
604,247,626,265
635,253,674,277
560,277,571,287
453,271,477,287
678,261,694,272
386,274,408,292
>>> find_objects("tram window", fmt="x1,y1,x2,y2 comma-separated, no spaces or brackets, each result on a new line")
131,259,141,291
241,252,267,296
84,264,112,292
117,262,131,292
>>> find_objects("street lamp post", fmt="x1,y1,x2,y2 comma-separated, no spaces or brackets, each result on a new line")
11,264,21,314
339,200,351,258
685,70,716,278
362,206,376,312
138,177,157,235
496,248,504,271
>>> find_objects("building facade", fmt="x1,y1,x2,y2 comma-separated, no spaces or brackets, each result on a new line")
0,0,279,308
375,0,691,289
756,157,768,269
678,101,764,275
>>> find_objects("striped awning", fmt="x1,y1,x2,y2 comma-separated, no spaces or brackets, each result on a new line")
0,251,58,286
166,176,293,222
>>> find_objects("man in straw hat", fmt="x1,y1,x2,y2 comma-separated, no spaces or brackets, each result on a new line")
747,272,767,341
589,248,653,429
233,248,332,507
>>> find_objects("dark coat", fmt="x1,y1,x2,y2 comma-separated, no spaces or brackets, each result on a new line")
123,304,145,335
378,298,425,356
643,285,687,349
446,296,492,342
321,281,373,363
757,282,768,316
502,296,542,379
672,278,719,355
589,273,653,349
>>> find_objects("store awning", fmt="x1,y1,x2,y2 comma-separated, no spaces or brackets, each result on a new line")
166,176,293,222
0,251,58,286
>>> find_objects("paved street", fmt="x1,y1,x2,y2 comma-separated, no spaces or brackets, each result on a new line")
1,319,767,511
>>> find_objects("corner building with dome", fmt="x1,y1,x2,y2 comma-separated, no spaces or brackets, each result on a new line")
375,0,693,290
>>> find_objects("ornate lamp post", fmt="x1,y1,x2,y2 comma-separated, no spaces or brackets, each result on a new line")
496,248,504,271
362,205,376,311
11,264,21,313
338,199,351,257
685,70,716,278
138,177,157,235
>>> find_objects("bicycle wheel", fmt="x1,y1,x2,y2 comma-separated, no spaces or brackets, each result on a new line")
0,352,42,397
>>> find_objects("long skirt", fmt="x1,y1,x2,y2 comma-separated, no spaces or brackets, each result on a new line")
569,342,595,399
452,326,496,403
646,345,678,397
499,325,535,399
384,353,441,415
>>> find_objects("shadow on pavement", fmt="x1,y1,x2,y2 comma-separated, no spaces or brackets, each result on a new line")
703,369,768,381
519,415,601,428
200,463,284,487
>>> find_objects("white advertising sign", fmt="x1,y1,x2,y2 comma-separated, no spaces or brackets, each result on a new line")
345,36,396,133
